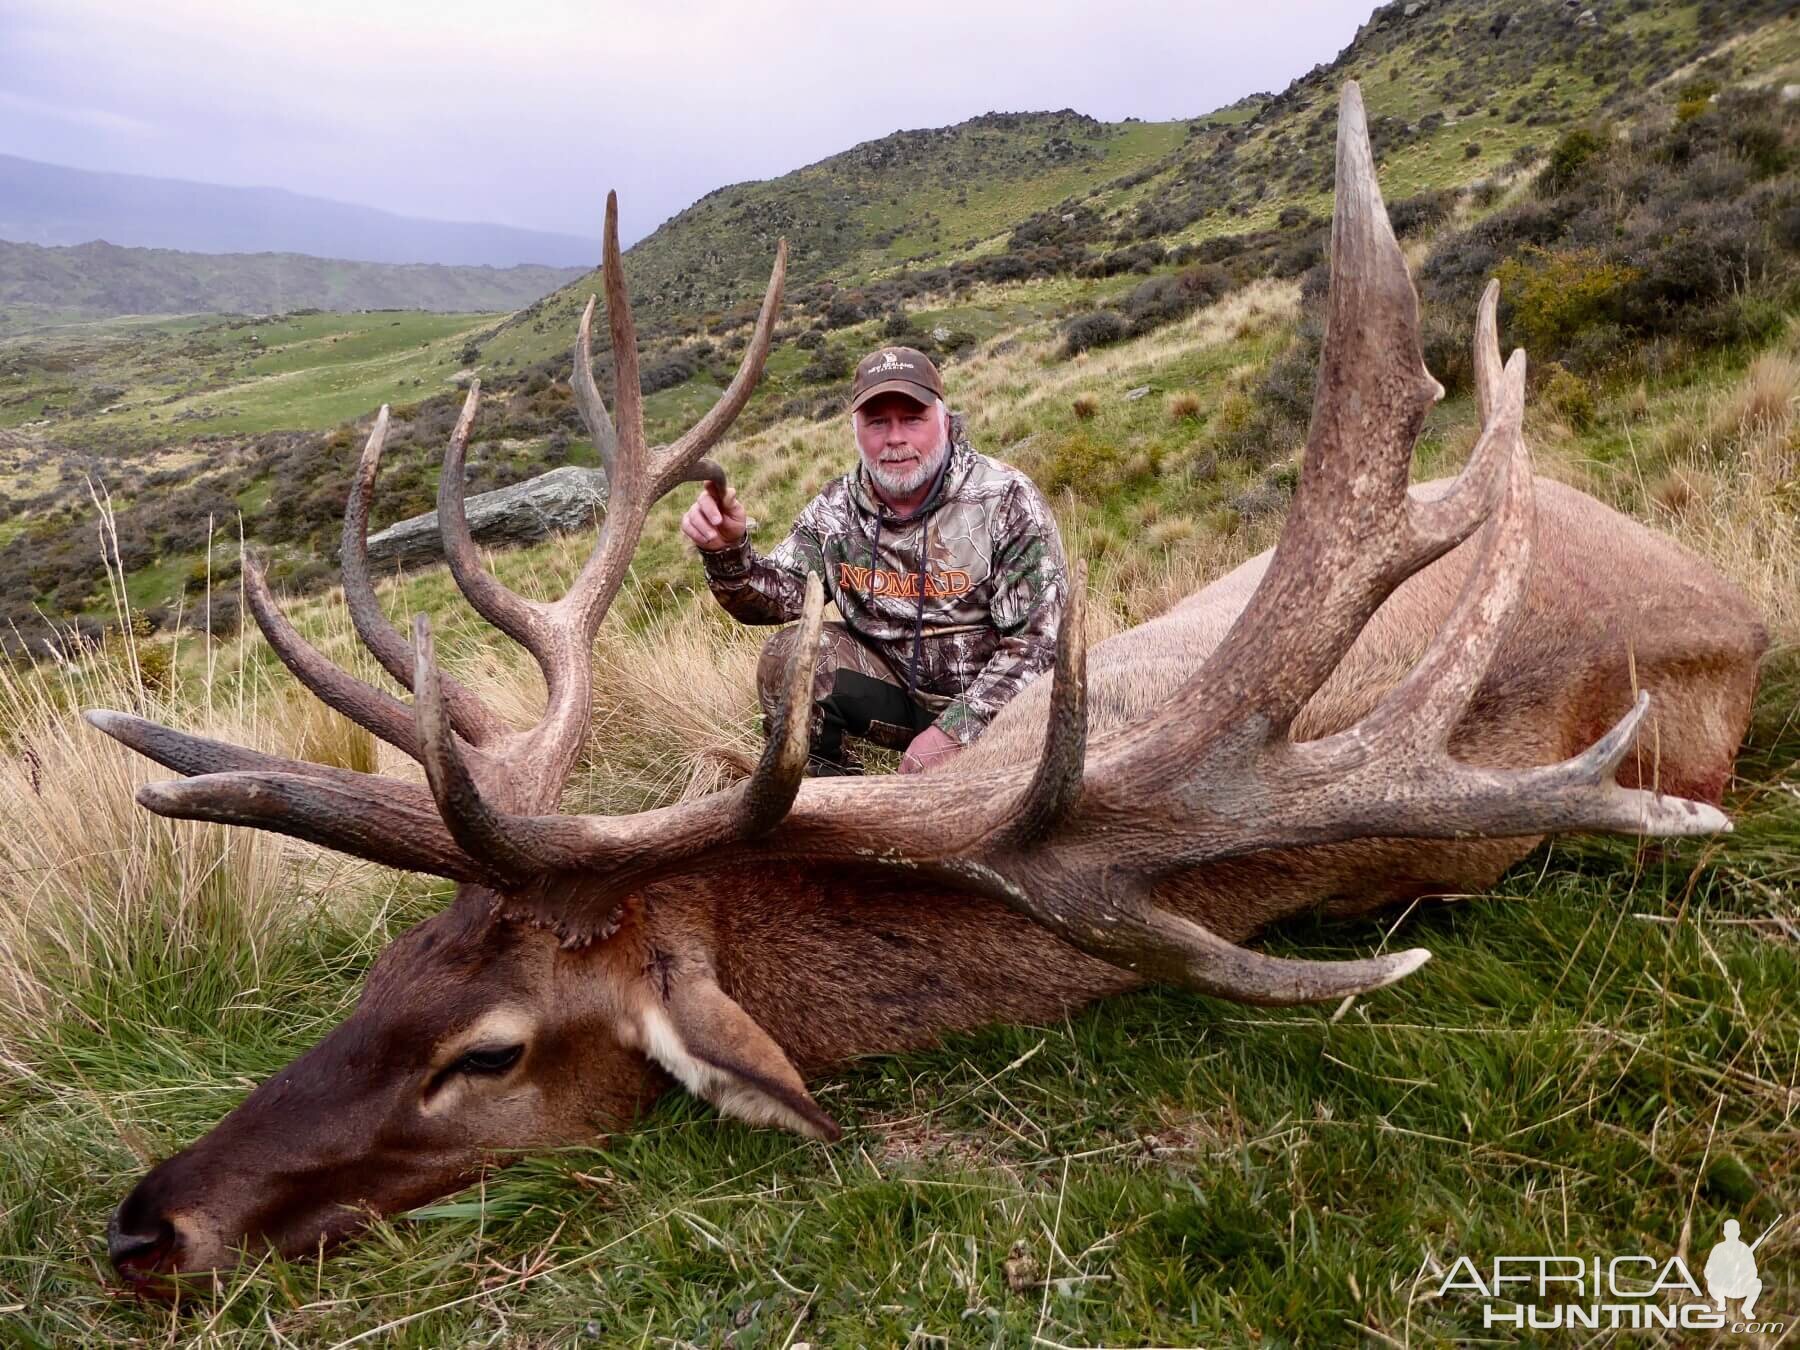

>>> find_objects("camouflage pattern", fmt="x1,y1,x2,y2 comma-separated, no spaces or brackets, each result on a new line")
703,413,1068,744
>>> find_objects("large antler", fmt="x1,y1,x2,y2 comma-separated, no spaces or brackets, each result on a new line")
427,82,1729,998
90,192,792,876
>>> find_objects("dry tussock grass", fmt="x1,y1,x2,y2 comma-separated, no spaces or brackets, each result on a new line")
567,586,769,812
1640,354,1799,638
0,640,294,1040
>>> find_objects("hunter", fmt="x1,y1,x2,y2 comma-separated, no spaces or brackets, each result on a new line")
682,345,1068,776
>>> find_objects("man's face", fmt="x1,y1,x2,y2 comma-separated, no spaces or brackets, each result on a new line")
854,392,948,498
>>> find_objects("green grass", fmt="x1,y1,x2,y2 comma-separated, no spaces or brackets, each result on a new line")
0,310,496,443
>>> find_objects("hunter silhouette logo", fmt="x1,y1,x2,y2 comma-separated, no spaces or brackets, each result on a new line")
1706,1219,1772,1319
1437,1215,1786,1333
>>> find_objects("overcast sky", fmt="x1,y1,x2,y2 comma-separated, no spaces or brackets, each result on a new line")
0,0,1377,248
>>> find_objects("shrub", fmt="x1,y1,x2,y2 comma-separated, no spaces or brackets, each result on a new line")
1072,394,1099,421
1495,246,1637,358
1544,363,1597,428
1120,264,1233,336
1062,310,1127,357
1033,429,1155,495
1539,126,1604,194
801,345,852,384
640,348,699,395
1464,141,1482,159
1388,191,1456,238
821,295,868,329
1623,203,1763,320
1168,392,1202,422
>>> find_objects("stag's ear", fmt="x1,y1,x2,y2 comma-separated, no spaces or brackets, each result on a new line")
636,972,843,1142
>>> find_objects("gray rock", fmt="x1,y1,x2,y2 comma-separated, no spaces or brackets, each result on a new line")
1124,385,1152,401
931,325,952,343
1575,8,1597,24
1403,0,1429,16
1782,84,1799,105
363,465,608,567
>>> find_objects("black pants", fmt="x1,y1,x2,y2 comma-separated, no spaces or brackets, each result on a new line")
756,622,941,775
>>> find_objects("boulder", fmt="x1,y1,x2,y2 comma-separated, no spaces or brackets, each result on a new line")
1124,385,1153,401
362,465,609,568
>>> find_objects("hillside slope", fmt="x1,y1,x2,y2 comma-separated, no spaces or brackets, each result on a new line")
484,111,1190,354
0,239,582,326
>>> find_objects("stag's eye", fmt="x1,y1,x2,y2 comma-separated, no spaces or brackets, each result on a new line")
451,1044,524,1077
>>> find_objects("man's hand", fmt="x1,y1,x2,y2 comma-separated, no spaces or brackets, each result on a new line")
680,482,748,552
899,725,961,775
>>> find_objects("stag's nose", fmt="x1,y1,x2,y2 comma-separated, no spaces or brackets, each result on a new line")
107,1204,181,1281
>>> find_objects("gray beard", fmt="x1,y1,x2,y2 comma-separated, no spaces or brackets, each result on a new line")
860,433,949,498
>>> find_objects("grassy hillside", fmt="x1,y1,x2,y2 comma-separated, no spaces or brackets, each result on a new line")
0,239,583,325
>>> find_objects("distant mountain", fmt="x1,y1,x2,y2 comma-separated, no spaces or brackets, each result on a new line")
0,155,599,268
0,238,584,323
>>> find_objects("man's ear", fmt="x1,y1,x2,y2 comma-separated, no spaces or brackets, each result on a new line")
635,968,843,1142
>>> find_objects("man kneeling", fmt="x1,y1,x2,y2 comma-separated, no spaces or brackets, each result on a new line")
682,346,1067,775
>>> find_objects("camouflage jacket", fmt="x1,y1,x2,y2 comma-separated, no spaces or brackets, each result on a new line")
701,414,1068,744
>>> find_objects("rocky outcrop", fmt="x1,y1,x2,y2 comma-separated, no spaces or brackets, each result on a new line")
363,466,608,567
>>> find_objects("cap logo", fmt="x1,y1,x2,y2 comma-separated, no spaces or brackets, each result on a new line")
871,349,915,372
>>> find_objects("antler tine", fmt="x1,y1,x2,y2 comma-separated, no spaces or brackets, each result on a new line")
740,573,825,835
340,406,505,746
240,553,422,759
84,709,489,880
1102,81,1445,783
572,295,620,483
557,192,650,645
1095,903,1431,1006
87,708,375,783
1409,281,1516,550
1471,279,1505,424
413,614,562,881
1330,350,1534,758
436,382,551,652
137,772,492,883
993,560,1088,848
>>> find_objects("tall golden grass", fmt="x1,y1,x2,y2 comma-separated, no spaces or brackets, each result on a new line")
0,631,294,1045
1641,350,1799,639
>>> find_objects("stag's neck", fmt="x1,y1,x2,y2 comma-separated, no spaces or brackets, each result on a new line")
639,863,1140,1073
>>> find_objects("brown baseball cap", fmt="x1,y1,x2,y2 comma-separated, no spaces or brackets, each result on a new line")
849,346,943,412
